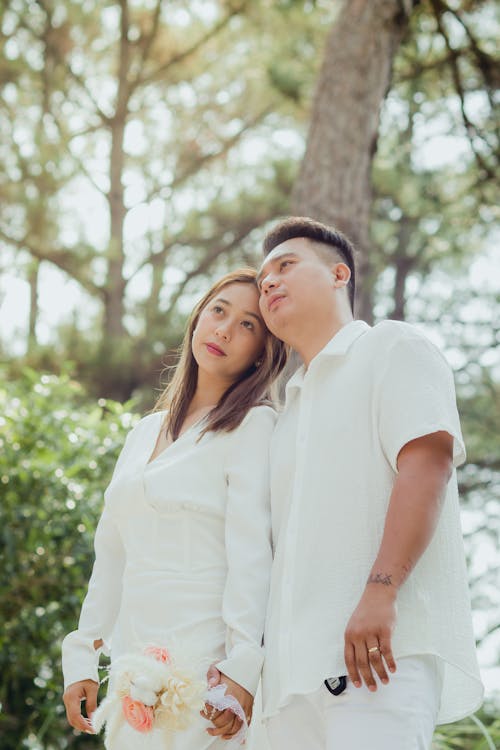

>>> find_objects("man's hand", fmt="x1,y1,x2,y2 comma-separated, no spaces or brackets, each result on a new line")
201,665,253,740
63,679,99,734
344,431,453,692
344,585,397,691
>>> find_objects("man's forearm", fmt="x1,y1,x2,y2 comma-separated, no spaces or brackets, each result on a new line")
368,431,453,593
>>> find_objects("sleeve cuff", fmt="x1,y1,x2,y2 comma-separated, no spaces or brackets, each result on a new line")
215,643,264,697
386,425,466,474
61,631,101,691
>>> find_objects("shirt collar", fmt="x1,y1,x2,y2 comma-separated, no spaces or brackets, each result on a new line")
284,320,371,400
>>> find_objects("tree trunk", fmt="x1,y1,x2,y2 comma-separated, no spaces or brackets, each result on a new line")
103,0,130,344
96,1,130,399
27,260,39,352
392,255,412,321
292,0,417,322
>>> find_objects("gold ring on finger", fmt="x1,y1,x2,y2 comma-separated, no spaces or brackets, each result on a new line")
368,645,380,654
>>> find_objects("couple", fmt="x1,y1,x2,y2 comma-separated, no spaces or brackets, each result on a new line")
63,217,483,749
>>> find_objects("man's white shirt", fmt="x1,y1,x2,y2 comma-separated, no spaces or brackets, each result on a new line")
262,320,483,724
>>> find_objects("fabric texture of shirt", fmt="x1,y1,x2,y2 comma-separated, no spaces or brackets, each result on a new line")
62,405,275,698
262,320,483,724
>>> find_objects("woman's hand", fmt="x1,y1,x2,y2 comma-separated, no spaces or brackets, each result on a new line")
63,679,99,734
202,665,253,740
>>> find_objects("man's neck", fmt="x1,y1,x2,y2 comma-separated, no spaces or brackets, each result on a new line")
296,311,354,368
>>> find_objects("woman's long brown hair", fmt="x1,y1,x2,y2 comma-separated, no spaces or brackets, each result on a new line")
153,269,288,440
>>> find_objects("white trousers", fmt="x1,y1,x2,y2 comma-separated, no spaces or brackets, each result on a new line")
266,655,443,750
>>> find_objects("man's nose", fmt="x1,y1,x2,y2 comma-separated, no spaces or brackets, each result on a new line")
260,274,277,294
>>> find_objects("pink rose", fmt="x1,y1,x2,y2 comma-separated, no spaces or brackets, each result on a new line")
122,695,154,733
144,645,171,663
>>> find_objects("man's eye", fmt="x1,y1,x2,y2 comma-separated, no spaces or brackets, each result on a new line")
280,260,291,270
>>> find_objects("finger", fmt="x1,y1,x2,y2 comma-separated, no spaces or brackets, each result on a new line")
208,710,235,733
367,645,389,685
63,694,82,729
221,713,238,737
84,686,99,718
210,713,240,737
200,701,217,717
206,664,222,688
222,714,241,739
66,703,95,734
354,641,377,691
211,709,232,728
344,640,361,688
379,634,397,674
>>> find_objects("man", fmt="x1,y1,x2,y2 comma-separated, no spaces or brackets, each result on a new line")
254,216,483,749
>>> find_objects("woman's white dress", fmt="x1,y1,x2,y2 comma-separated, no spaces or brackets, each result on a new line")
62,406,275,749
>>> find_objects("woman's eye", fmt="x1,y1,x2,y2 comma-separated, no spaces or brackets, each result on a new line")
241,320,254,331
212,305,224,314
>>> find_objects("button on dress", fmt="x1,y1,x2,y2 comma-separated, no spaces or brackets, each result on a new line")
62,406,275,749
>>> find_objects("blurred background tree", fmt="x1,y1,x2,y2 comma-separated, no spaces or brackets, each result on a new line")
0,0,498,747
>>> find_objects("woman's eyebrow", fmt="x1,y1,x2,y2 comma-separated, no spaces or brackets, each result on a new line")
214,297,262,323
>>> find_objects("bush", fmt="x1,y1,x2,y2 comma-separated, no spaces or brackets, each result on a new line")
0,369,138,749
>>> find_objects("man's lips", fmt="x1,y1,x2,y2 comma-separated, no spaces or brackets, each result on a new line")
268,294,286,311
205,342,226,356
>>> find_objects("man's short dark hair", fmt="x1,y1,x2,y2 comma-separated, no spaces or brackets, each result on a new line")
262,216,356,311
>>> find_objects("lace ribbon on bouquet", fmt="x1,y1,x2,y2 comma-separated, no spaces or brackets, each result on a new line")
204,683,248,746
92,646,248,748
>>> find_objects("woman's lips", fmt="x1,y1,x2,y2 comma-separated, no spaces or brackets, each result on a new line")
205,343,226,356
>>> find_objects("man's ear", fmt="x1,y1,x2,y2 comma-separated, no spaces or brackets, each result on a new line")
331,262,351,288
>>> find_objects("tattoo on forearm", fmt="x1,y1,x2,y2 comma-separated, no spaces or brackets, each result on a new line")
367,572,393,586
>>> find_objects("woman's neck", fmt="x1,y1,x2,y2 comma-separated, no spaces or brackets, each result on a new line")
189,370,232,414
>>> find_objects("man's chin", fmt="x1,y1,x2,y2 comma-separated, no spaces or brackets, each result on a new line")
264,319,289,343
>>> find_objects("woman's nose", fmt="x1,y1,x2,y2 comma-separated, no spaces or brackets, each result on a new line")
215,323,231,342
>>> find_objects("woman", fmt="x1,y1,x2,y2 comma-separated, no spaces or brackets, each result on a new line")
62,269,287,749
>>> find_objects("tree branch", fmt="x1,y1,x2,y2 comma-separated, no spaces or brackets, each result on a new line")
162,216,270,318
438,0,498,102
135,1,249,88
0,229,104,299
16,1,111,124
429,0,497,180
170,105,273,191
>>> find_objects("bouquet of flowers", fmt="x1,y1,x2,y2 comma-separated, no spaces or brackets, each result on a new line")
92,645,248,748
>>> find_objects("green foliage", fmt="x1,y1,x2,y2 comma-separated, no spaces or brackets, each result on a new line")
433,703,500,749
0,369,138,749
0,0,319,398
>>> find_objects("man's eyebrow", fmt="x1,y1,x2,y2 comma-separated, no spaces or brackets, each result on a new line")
214,297,262,323
256,252,298,288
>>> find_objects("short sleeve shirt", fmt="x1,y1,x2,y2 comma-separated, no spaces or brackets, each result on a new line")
262,320,483,724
